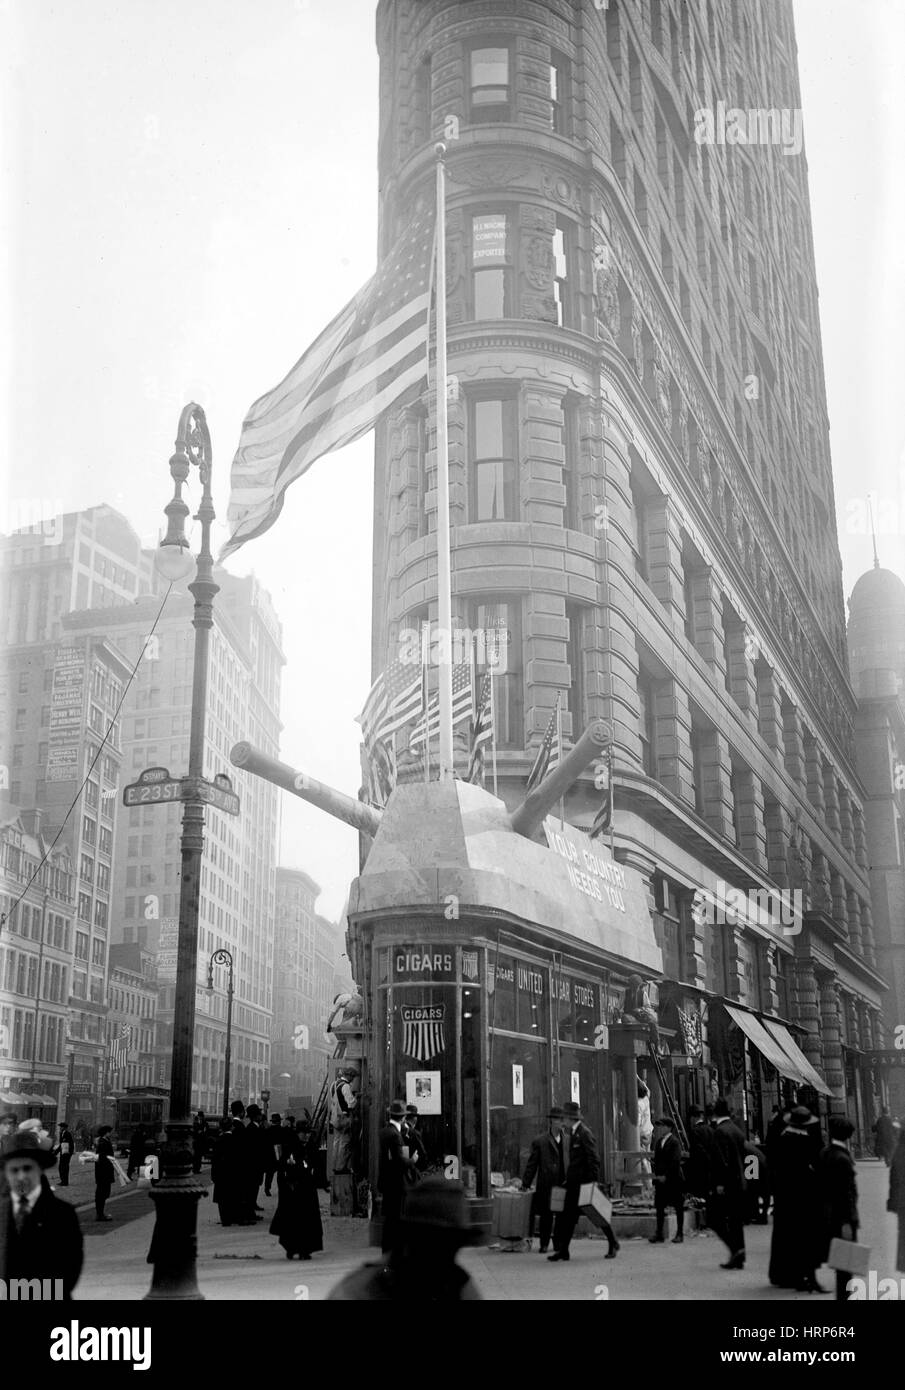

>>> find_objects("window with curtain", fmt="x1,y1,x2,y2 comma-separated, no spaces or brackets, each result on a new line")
469,44,511,122
468,395,518,522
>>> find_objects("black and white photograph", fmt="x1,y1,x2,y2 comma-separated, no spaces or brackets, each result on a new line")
1,0,904,1361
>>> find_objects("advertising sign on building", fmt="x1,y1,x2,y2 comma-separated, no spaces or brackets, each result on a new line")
46,645,85,782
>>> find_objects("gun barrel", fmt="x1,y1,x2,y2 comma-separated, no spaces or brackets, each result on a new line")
230,742,382,838
509,720,612,840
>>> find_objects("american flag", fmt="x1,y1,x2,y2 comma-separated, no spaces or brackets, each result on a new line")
109,1023,132,1071
358,660,425,750
526,695,562,792
222,206,435,559
408,664,474,750
466,671,494,784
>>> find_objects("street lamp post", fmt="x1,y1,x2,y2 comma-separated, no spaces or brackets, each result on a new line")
145,403,217,1301
207,949,234,1121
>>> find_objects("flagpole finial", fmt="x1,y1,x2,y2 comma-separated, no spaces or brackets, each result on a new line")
434,141,447,161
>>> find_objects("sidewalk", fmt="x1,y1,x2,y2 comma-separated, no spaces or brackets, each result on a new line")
73,1160,900,1302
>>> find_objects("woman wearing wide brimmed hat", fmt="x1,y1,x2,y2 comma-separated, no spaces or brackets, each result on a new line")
769,1106,826,1292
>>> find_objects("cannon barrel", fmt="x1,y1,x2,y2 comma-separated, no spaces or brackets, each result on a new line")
509,720,612,841
230,742,382,838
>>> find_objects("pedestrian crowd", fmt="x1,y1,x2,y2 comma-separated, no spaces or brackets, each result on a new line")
1,1099,904,1300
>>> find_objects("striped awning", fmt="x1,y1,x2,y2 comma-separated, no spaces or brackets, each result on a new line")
761,1020,833,1097
724,1005,806,1084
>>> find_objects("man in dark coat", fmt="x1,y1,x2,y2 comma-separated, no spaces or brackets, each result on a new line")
378,1100,417,1253
328,1178,481,1301
93,1125,115,1222
650,1116,685,1244
403,1105,429,1174
711,1098,747,1270
887,1122,905,1274
686,1105,717,1228
874,1107,896,1165
127,1124,147,1181
550,1100,619,1261
521,1105,565,1254
818,1115,859,1300
244,1104,269,1215
211,1120,246,1226
55,1121,75,1186
769,1104,825,1291
0,1129,83,1299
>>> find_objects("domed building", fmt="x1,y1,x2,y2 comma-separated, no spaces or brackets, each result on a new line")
848,561,905,1122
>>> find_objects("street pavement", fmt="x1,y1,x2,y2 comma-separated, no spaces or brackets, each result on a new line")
64,1159,900,1302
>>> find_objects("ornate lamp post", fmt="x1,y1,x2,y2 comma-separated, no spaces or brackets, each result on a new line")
207,948,234,1121
145,403,218,1301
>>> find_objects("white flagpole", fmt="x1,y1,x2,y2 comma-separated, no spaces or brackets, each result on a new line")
435,143,454,782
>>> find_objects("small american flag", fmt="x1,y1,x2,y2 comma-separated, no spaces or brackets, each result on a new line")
590,745,614,839
358,660,423,750
526,694,562,792
466,671,494,784
222,206,435,558
408,664,473,750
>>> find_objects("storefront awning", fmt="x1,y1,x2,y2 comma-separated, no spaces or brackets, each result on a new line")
0,1090,29,1105
761,1020,833,1097
724,1005,807,1084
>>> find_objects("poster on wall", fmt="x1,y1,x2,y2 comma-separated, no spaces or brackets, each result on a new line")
512,1064,524,1106
405,1070,441,1115
571,1071,580,1103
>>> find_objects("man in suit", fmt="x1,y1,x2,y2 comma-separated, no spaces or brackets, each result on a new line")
650,1116,685,1244
521,1105,565,1254
244,1104,270,1215
0,1129,83,1300
818,1115,860,1301
711,1098,747,1270
378,1099,417,1253
403,1105,429,1173
94,1124,116,1222
550,1101,619,1261
686,1105,717,1229
55,1121,75,1187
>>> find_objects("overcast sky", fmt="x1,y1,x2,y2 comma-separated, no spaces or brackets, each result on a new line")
2,0,903,918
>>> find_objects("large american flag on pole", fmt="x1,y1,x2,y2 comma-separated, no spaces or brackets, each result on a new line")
222,205,435,559
526,695,562,792
109,1023,132,1072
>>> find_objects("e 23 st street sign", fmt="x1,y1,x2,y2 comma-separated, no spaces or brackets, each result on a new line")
122,766,240,816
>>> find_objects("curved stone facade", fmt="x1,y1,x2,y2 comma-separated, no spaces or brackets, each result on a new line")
369,0,883,1140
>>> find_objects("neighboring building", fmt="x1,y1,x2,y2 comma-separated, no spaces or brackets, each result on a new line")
272,869,340,1113
107,943,159,1092
848,563,905,1123
0,503,155,648
0,631,131,1124
364,0,881,1170
67,567,285,1113
0,810,75,1119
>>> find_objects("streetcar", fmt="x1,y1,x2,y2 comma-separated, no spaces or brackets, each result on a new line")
111,1086,169,1153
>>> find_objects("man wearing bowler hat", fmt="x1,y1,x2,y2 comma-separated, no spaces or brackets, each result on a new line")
378,1100,417,1252
550,1101,619,1262
520,1105,565,1254
328,1177,481,1300
0,1127,83,1299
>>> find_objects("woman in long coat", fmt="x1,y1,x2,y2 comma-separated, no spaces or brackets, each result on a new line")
270,1120,323,1260
769,1106,825,1291
888,1123,905,1274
